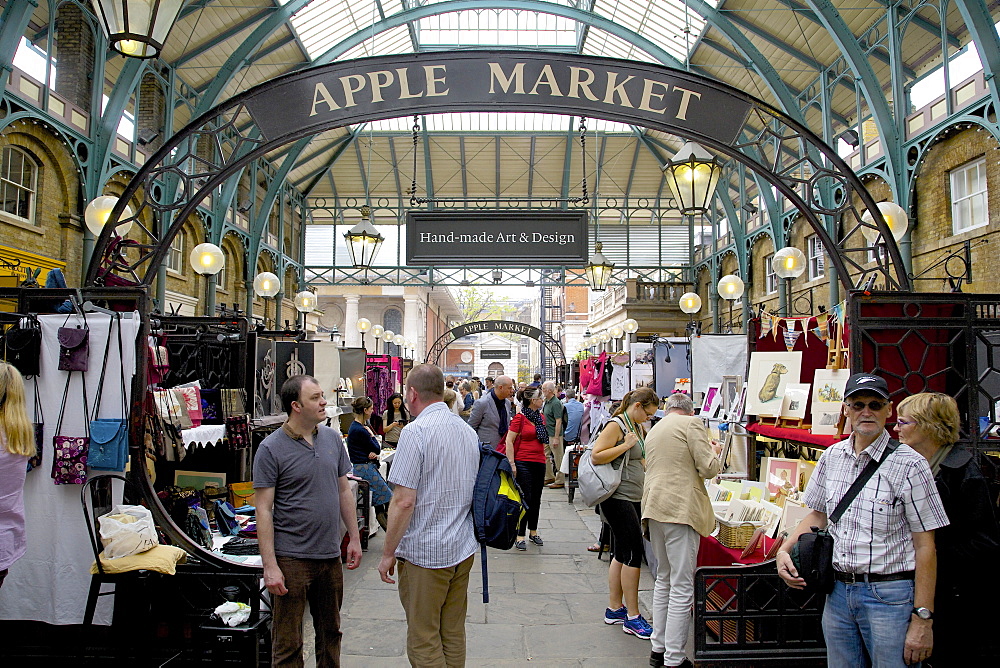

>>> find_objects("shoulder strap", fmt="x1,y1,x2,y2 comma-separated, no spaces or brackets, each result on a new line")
830,438,901,524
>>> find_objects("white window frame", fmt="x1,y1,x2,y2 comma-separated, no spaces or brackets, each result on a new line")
0,146,38,224
215,253,228,292
807,235,825,280
167,234,184,273
951,157,988,234
764,253,778,294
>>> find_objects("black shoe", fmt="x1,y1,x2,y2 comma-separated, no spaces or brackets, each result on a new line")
515,540,527,551
649,651,664,667
668,660,693,668
529,534,544,546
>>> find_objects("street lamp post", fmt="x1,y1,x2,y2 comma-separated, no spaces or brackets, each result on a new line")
253,271,280,328
772,247,807,316
356,318,372,349
717,275,745,333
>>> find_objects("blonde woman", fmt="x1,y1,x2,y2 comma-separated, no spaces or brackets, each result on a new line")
0,362,35,588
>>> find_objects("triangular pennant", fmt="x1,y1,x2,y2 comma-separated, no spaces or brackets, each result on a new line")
815,313,830,340
771,315,781,341
784,329,803,352
760,316,773,339
785,318,797,332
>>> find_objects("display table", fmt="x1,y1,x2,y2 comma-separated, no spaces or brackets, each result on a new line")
747,423,841,448
182,424,228,450
697,535,776,568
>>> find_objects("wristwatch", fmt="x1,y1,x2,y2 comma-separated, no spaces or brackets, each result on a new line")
912,607,934,620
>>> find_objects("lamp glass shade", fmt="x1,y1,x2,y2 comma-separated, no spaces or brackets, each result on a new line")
717,275,745,301
662,141,723,214
372,325,385,339
253,271,280,298
85,196,134,236
190,242,225,276
585,242,615,291
772,247,807,279
383,330,395,343
356,318,372,333
344,216,384,268
623,318,639,333
599,332,611,343
610,326,624,339
90,0,185,59
679,292,703,314
294,291,316,313
861,201,909,243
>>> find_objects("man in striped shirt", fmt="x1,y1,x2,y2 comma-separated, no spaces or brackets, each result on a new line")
777,373,948,667
378,363,480,667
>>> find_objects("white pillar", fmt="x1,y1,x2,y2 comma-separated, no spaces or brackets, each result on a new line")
404,295,420,358
344,294,360,347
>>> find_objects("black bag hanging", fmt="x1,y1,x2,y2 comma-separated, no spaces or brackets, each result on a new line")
4,315,42,377
26,379,43,473
57,306,90,372
88,315,129,472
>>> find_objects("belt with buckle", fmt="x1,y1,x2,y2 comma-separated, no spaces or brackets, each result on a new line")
834,570,915,584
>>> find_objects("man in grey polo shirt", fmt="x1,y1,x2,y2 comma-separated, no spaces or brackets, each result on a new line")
254,375,362,667
378,363,480,667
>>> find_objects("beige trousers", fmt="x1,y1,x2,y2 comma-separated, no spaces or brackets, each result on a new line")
397,554,475,667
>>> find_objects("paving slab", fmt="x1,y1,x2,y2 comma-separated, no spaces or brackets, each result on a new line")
514,572,597,595
524,621,652,660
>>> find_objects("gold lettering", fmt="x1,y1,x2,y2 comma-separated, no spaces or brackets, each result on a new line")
396,67,422,99
424,65,448,96
529,64,564,96
638,78,670,113
603,72,635,107
309,82,340,116
567,67,599,101
672,85,702,121
367,70,395,103
339,74,367,108
488,62,526,94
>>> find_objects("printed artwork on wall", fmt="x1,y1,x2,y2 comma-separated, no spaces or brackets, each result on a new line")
780,383,811,420
745,351,803,417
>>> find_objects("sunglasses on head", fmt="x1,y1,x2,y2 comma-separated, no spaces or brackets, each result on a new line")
845,399,888,411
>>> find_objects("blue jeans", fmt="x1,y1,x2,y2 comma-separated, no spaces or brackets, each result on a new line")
822,579,917,668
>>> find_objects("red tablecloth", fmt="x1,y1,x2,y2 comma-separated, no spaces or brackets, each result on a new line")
748,423,842,448
697,535,775,567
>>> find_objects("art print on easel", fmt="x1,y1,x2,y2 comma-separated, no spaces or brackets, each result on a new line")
745,351,802,417
701,384,721,417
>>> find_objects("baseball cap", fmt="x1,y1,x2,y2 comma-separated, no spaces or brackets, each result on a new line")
843,373,890,400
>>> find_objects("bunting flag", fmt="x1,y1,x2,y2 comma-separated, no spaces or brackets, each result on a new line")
760,315,773,339
784,329,803,351
772,315,782,341
815,313,830,340
831,302,845,324
785,318,797,332
812,327,829,346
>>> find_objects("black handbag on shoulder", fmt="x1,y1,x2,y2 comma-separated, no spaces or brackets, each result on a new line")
790,438,900,594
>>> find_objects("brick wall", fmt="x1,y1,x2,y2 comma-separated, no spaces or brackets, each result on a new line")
54,4,95,113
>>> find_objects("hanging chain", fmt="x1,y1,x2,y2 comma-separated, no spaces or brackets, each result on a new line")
579,116,589,206
409,114,420,206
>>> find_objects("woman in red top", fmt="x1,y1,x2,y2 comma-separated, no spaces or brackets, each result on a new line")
502,386,548,551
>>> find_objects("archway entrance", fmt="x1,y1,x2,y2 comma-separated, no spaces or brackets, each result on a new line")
488,362,505,378
426,320,566,368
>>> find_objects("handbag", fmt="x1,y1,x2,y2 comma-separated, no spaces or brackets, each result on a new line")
576,417,629,507
4,315,41,377
223,389,250,450
228,481,255,508
26,381,44,472
51,372,89,485
790,438,901,594
89,315,129,471
57,308,90,372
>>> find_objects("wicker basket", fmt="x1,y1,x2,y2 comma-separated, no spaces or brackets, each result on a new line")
715,517,767,549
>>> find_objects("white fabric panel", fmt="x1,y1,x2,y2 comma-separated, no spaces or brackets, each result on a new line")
0,313,140,625
690,334,747,397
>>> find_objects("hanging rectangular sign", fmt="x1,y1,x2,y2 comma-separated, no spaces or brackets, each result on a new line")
405,210,588,266
480,349,512,359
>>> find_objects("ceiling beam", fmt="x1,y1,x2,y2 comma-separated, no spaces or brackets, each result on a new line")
527,136,536,199
388,136,404,202
623,139,641,204
870,0,962,49
172,8,274,67
460,136,468,198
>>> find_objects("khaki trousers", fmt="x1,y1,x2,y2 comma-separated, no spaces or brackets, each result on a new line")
544,438,565,484
397,554,475,668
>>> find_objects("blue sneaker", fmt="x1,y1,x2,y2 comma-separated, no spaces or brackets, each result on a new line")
623,614,653,639
604,606,628,625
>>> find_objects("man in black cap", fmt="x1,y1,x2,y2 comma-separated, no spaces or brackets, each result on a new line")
776,373,948,668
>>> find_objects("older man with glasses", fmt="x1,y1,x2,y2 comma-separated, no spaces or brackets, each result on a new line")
776,373,948,668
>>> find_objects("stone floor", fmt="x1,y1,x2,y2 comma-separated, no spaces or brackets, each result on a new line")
303,486,660,667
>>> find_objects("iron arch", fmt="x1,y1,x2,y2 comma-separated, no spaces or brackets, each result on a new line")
427,320,567,369
86,50,910,293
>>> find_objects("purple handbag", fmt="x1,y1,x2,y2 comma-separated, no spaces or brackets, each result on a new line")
50,372,89,485
58,326,90,372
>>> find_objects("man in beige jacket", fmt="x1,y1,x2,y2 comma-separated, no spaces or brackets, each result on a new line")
642,393,722,668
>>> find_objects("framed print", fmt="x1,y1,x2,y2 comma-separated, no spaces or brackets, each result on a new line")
813,369,851,405
721,375,743,417
778,499,812,537
701,384,721,416
811,406,843,434
174,470,227,490
763,457,800,497
798,458,818,492
730,387,748,422
745,352,803,417
780,383,811,420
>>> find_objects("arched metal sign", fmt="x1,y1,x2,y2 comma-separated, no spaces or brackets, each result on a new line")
426,320,566,368
88,50,910,293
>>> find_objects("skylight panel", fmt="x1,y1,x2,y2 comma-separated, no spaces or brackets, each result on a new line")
416,10,577,49
280,0,405,61
336,26,413,61
593,0,713,63
583,28,659,64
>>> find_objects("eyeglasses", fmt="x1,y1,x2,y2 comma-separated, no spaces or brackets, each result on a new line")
845,400,888,411
895,418,916,427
